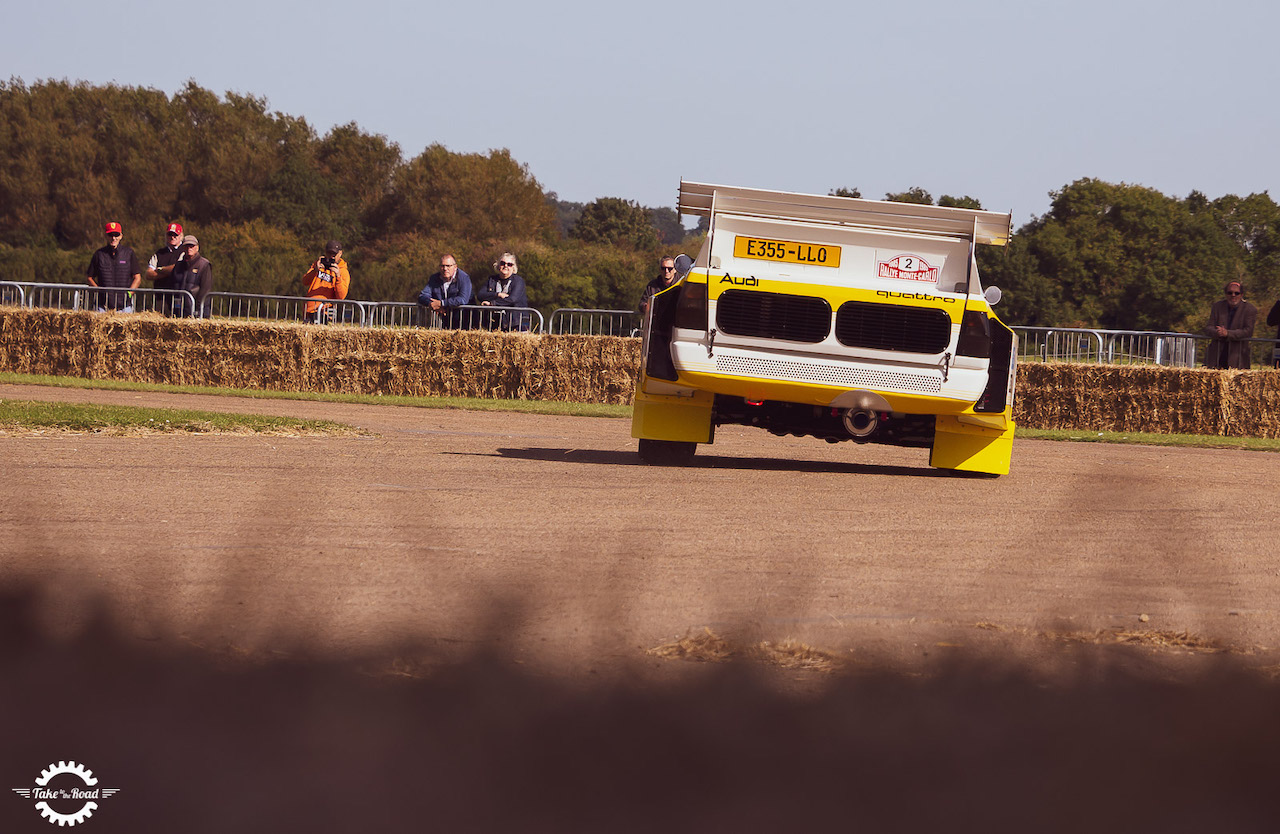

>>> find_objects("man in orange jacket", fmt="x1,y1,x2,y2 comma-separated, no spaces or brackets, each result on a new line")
302,240,350,322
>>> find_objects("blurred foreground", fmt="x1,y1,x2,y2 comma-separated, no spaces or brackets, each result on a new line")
2,584,1278,833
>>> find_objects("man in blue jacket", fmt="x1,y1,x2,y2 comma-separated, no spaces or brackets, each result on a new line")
416,254,472,329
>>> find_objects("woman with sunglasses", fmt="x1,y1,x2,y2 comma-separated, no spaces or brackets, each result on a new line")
1204,281,1258,369
477,252,531,331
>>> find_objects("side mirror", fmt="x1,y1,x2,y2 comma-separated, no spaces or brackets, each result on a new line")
984,286,1002,306
673,253,694,281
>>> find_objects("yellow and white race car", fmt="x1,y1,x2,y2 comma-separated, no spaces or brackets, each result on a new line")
633,181,1017,476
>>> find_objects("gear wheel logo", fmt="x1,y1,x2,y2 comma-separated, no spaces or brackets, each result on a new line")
11,761,121,827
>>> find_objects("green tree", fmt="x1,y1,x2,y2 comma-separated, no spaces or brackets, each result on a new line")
987,179,1245,330
316,122,402,240
828,187,862,198
547,194,584,237
884,187,933,205
647,206,686,247
938,194,983,210
569,197,659,250
380,144,555,242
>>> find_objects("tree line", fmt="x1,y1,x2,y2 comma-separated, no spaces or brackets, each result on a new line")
0,80,698,314
3,79,1277,331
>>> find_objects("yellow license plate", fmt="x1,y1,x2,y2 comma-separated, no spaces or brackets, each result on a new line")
733,236,841,268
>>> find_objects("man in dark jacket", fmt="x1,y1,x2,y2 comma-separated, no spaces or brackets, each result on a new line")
477,252,530,331
416,254,472,329
147,221,186,314
639,255,678,316
86,221,141,312
1204,281,1257,369
171,235,213,318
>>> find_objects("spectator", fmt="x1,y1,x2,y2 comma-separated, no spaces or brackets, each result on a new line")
171,235,213,318
1204,281,1257,369
639,255,678,316
416,254,473,329
477,252,530,331
1268,297,1280,368
302,240,350,323
147,222,186,315
86,221,141,312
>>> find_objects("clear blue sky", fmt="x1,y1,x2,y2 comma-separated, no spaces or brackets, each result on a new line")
6,0,1277,225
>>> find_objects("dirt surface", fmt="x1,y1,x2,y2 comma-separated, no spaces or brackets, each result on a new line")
3,382,1279,678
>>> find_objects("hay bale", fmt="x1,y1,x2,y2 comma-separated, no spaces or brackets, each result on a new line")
0,309,642,405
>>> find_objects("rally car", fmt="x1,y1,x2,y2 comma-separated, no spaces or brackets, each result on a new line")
632,181,1017,475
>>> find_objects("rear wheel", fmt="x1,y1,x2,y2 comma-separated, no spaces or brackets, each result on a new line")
638,438,697,466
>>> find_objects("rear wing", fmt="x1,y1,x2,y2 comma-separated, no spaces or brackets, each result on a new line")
678,181,1012,247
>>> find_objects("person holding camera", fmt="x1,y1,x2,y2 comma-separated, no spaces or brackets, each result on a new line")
477,252,530,331
302,240,350,323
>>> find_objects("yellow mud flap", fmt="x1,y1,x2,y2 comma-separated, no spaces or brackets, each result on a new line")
631,387,714,443
930,413,1014,475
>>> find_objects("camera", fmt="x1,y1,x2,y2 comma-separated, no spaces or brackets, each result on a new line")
320,256,336,270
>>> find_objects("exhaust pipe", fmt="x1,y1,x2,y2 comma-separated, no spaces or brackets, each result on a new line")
842,408,879,438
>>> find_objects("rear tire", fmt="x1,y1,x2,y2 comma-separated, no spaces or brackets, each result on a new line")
638,438,697,466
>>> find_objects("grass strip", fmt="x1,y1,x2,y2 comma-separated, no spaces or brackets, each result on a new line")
0,399,363,436
1016,427,1280,452
3,372,1277,451
0,372,632,419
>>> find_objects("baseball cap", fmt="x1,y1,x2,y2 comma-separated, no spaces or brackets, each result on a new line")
182,235,199,246
324,240,342,255
104,221,122,234
167,222,184,236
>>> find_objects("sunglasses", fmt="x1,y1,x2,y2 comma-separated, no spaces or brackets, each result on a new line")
106,232,122,238
168,231,181,237
499,262,515,268
661,266,676,272
1226,291,1241,296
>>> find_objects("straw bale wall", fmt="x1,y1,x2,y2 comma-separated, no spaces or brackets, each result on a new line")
2,309,1278,436
0,309,639,404
1015,363,1280,438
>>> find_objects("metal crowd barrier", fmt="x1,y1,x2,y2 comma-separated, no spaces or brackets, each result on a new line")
365,302,421,328
547,308,640,336
7,281,196,315
1013,326,1280,367
1013,326,1203,367
0,281,26,306
459,304,542,332
363,303,543,333
206,292,368,326
9,280,1272,365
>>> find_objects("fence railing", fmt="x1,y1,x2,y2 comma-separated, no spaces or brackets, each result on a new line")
8,281,196,316
547,308,640,336
1013,326,1280,368
7,280,1277,366
206,292,368,325
1,281,26,306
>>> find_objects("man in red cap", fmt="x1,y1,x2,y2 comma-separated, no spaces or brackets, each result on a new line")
146,222,186,315
1204,280,1257,369
86,221,141,312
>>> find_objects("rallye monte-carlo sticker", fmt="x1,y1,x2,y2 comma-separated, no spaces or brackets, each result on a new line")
877,254,941,284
